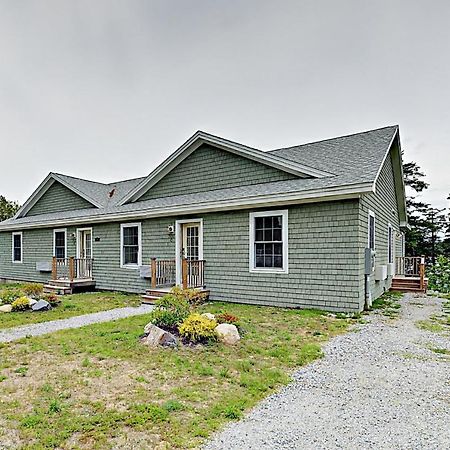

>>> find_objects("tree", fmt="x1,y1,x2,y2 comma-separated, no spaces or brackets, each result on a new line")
0,195,20,222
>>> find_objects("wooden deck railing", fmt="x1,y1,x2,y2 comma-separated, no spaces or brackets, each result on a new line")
395,256,426,290
52,257,93,281
151,258,176,288
150,258,205,289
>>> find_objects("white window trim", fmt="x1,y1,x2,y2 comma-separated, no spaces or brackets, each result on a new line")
53,228,67,259
120,222,142,269
249,209,288,274
12,231,23,264
368,210,376,251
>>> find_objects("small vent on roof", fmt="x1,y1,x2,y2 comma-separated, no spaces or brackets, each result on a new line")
108,188,116,198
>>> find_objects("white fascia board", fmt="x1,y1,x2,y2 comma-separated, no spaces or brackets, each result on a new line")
119,131,334,205
0,182,373,231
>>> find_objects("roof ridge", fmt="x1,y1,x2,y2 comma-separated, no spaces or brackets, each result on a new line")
52,172,108,186
268,125,398,153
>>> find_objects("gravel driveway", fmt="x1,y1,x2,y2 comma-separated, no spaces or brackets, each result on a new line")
0,304,153,343
205,294,450,450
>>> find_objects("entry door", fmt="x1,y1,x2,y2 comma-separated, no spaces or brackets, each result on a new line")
77,229,92,278
182,223,200,261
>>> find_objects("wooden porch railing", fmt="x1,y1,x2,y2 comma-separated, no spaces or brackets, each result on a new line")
395,256,426,290
182,259,205,289
150,258,205,289
52,257,93,281
151,258,176,288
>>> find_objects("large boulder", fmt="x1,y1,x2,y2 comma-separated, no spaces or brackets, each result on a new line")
142,324,178,347
31,299,51,312
215,323,240,345
0,304,12,313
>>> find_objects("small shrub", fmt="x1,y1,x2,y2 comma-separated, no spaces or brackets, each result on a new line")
216,313,240,325
148,294,191,332
170,286,208,306
11,297,31,312
0,288,23,304
178,313,217,344
427,256,450,294
42,293,61,306
22,283,44,298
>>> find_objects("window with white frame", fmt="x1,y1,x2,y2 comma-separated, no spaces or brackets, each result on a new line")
388,224,393,264
53,229,67,259
249,210,288,273
12,232,23,263
120,223,141,267
368,211,375,251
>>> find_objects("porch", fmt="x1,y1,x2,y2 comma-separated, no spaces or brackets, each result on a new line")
391,256,427,293
44,257,96,295
141,257,209,303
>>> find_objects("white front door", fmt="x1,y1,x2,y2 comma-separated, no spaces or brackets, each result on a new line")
77,228,93,278
175,220,203,285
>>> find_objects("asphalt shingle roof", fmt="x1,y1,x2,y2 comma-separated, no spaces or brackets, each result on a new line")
0,126,398,228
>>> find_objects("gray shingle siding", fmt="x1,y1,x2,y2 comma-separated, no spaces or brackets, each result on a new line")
27,182,94,216
358,146,401,307
1,200,362,312
137,144,298,201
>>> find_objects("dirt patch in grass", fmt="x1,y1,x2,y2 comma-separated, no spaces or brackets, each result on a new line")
0,302,352,449
0,291,142,330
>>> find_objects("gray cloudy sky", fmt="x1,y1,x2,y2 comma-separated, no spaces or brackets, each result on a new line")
0,0,449,208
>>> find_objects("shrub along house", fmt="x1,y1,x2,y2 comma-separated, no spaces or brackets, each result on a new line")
0,126,415,312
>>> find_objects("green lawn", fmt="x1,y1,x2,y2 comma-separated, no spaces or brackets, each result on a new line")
0,291,142,330
0,301,352,449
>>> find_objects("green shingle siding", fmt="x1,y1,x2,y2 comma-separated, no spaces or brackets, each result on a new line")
27,182,94,216
0,200,362,312
358,147,401,307
137,144,298,201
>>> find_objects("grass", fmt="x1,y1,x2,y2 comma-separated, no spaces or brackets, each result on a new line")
371,290,403,318
0,290,142,330
0,300,352,449
415,297,450,334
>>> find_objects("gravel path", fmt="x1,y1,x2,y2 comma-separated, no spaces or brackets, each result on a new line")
0,304,154,343
205,294,450,450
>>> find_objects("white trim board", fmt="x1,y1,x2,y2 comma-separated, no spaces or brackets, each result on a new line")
119,131,334,205
0,182,373,232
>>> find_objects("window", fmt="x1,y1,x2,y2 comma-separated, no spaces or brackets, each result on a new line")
368,211,375,250
120,223,141,267
53,229,67,259
12,232,22,263
249,210,288,273
388,224,393,264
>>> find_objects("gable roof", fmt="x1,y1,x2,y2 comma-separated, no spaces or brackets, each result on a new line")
119,130,335,205
1,125,406,230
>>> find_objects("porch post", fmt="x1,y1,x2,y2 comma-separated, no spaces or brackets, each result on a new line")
182,258,188,289
52,256,57,280
69,257,75,282
419,255,425,292
151,258,157,289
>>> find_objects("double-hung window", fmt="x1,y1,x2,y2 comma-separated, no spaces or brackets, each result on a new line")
12,232,23,263
368,210,375,251
120,223,142,268
53,229,67,259
249,210,288,273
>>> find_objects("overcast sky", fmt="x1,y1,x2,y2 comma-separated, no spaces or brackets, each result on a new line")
0,0,449,209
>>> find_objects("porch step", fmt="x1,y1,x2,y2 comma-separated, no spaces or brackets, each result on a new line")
45,278,96,295
44,284,73,295
390,277,428,293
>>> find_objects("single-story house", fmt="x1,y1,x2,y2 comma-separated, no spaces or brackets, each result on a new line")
0,125,408,312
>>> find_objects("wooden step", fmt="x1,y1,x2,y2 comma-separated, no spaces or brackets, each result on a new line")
44,284,73,295
141,294,160,304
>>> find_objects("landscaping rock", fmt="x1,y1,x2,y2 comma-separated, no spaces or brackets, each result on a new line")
31,300,51,312
28,298,37,306
0,304,12,313
215,323,240,345
202,313,216,321
142,323,178,347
